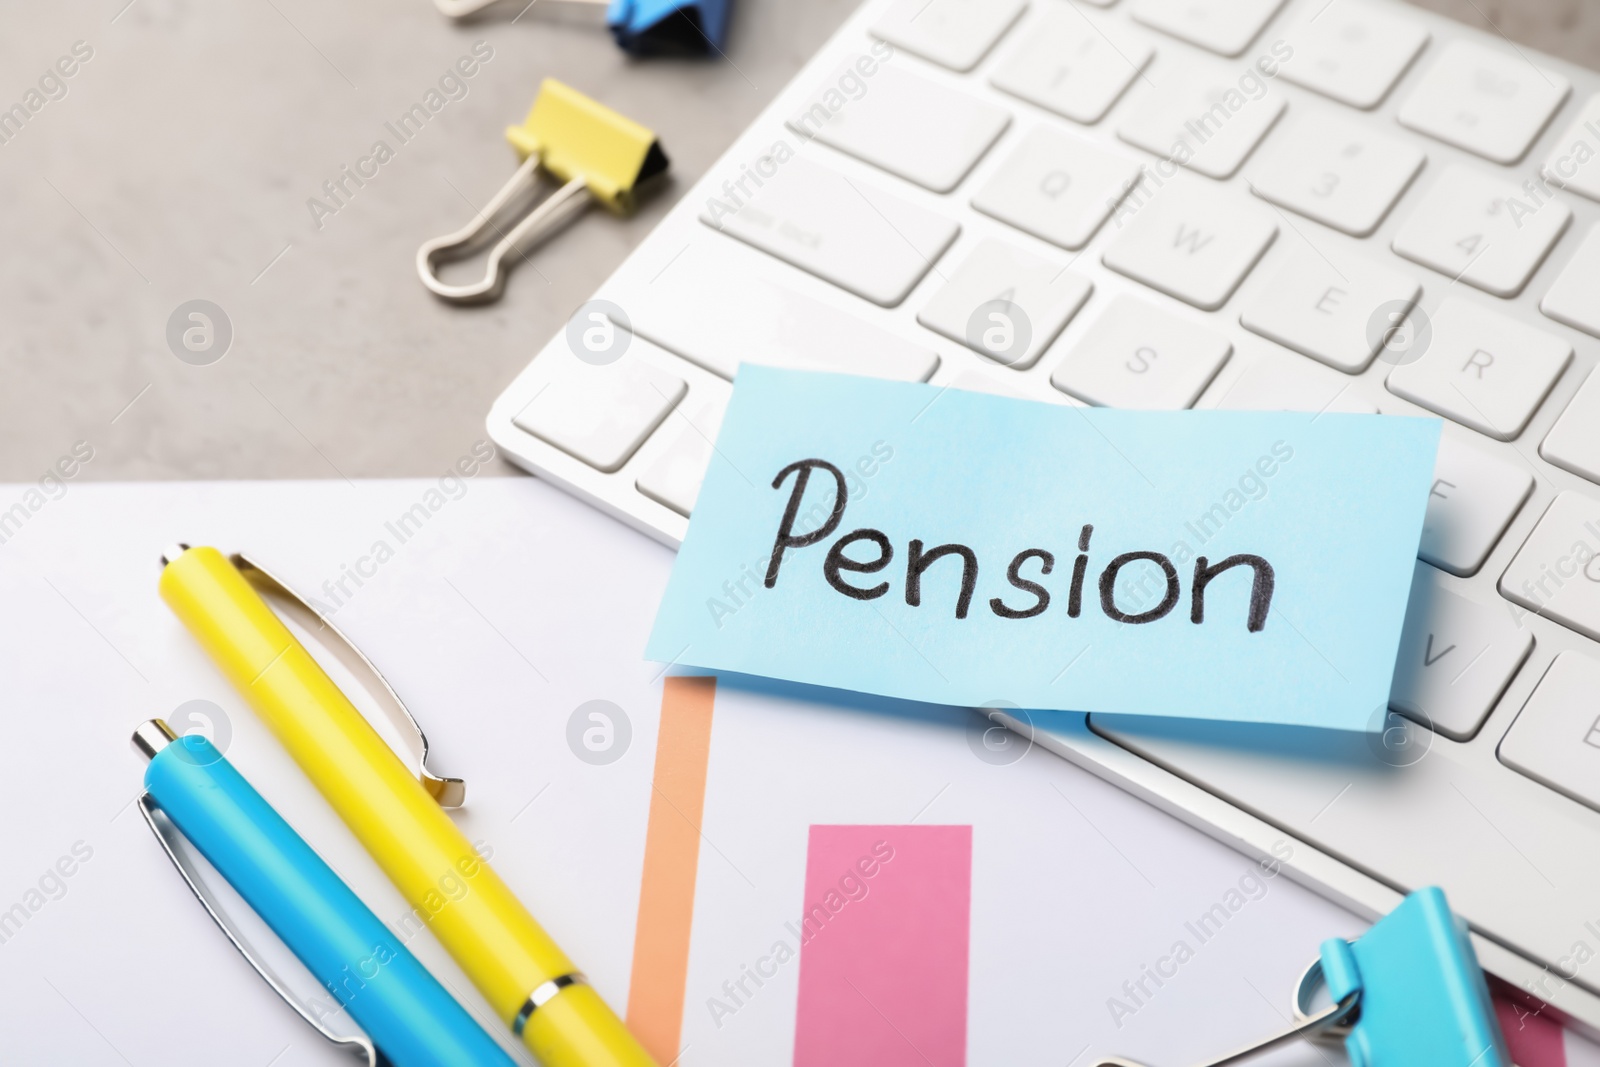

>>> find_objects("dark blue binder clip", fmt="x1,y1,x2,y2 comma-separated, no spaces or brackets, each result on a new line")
1096,887,1510,1067
606,0,731,55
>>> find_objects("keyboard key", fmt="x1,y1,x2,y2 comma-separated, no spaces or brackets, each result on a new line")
1391,165,1572,298
1102,175,1277,310
1420,428,1533,577
1131,0,1285,57
701,154,959,308
1050,294,1231,408
1207,340,1376,413
632,241,939,383
1543,370,1600,485
514,359,685,473
1247,110,1425,237
1118,72,1285,180
1277,0,1429,109
1541,223,1600,338
1501,652,1600,813
787,59,1011,193
870,0,1027,73
1239,244,1420,373
1398,40,1570,165
990,10,1154,125
917,238,1093,370
1500,491,1600,640
971,125,1143,250
1385,297,1572,441
1390,563,1533,740
636,398,727,517
1544,93,1600,202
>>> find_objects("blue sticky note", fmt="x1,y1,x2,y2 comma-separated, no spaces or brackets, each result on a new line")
646,367,1442,731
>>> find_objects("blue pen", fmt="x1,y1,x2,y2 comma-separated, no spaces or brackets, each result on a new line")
133,719,520,1067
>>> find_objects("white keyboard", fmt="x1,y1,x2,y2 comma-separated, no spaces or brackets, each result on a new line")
488,0,1600,1032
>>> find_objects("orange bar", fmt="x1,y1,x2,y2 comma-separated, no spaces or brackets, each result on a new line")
626,676,716,1064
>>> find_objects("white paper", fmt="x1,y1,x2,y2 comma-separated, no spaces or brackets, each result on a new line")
0,477,1379,1065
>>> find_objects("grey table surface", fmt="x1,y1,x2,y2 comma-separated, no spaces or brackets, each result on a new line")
2,0,1595,484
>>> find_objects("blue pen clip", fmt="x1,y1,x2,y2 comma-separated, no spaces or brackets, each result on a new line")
1094,887,1510,1067
134,719,518,1067
606,0,731,54
136,759,379,1065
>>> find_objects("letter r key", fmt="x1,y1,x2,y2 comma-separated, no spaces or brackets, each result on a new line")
1386,297,1571,440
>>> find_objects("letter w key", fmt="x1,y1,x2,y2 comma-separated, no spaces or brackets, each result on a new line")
1172,222,1214,254
1102,176,1277,310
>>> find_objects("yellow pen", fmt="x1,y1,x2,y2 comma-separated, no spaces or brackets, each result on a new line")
159,545,656,1067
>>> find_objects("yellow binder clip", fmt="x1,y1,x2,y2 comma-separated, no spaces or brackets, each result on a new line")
417,78,669,304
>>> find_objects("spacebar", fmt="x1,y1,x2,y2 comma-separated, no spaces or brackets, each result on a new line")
1090,714,1600,993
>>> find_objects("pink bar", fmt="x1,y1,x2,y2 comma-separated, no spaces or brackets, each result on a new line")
792,824,972,1067
1495,993,1566,1067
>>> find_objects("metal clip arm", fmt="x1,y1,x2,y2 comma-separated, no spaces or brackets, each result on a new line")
1094,956,1360,1067
139,796,377,1066
416,157,592,304
231,552,467,808
433,0,609,21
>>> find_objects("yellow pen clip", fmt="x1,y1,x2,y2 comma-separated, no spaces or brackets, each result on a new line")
417,78,670,304
168,545,466,808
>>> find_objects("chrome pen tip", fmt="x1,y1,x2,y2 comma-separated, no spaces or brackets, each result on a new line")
132,719,178,761
160,543,192,568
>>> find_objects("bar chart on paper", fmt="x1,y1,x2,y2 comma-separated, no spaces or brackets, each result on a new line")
620,677,1600,1067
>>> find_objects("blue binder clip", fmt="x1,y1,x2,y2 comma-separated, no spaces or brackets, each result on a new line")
1096,887,1510,1067
606,0,731,54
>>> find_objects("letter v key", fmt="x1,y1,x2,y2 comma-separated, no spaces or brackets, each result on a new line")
1424,633,1457,666
1391,570,1533,739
